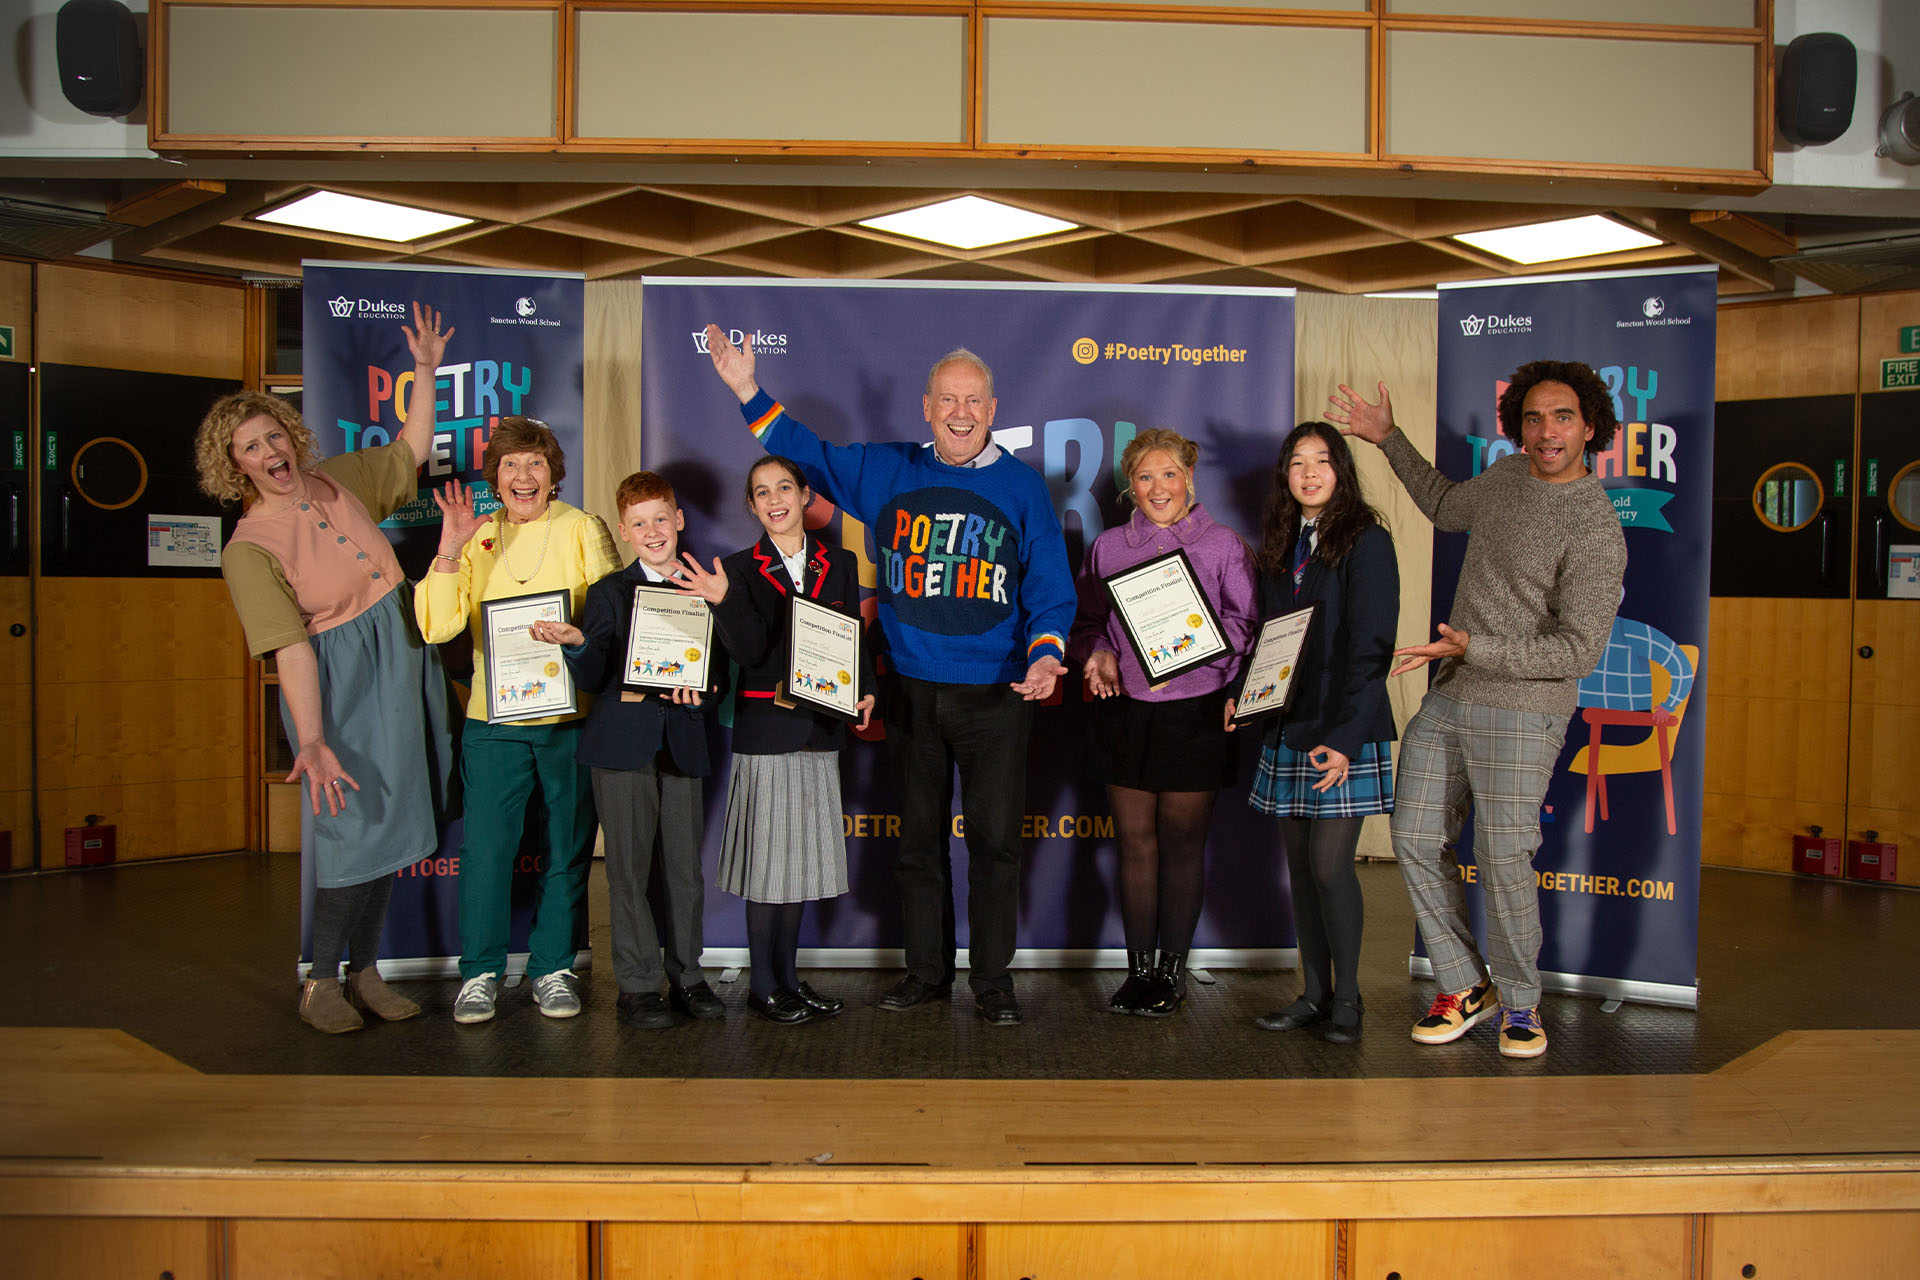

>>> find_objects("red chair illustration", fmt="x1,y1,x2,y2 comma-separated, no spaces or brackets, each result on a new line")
1568,639,1699,837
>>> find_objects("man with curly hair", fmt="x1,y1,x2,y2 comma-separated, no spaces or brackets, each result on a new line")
1328,360,1626,1060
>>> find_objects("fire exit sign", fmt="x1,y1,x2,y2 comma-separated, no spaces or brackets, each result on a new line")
1901,325,1920,354
0,326,12,359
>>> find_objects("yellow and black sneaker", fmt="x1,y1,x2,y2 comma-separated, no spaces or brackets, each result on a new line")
1410,978,1497,1045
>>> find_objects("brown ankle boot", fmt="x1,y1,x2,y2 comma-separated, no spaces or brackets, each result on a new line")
300,977,365,1034
346,967,422,1022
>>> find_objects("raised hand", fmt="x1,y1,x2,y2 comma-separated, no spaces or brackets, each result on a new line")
432,480,488,558
287,739,360,818
704,323,760,403
403,301,453,369
671,552,730,604
1326,381,1396,444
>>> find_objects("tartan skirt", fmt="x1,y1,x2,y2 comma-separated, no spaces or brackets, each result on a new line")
1248,739,1395,819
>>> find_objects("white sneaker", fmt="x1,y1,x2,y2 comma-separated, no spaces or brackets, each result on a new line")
532,969,581,1018
454,973,499,1024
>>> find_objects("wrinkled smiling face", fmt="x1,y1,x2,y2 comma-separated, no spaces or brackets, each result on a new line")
230,414,301,502
923,360,997,467
1519,380,1594,483
496,451,554,523
749,463,808,541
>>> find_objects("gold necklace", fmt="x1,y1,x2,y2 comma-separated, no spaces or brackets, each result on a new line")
498,506,554,584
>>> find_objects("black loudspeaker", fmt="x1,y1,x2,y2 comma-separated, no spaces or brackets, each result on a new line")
1777,33,1856,146
56,0,144,117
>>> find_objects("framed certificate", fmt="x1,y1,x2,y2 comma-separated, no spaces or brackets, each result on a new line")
1230,605,1317,724
1103,548,1231,686
786,595,863,721
623,584,714,693
481,591,578,724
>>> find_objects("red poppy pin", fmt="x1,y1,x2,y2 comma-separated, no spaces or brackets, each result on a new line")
481,538,496,552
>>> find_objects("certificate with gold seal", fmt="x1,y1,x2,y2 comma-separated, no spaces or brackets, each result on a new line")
1103,548,1230,686
1230,604,1316,724
623,584,714,693
786,594,863,721
481,591,578,723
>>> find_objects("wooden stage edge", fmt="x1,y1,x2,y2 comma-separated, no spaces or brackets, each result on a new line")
3,1028,1918,1225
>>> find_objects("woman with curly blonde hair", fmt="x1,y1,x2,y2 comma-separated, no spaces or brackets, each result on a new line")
1068,428,1257,1017
198,302,457,1035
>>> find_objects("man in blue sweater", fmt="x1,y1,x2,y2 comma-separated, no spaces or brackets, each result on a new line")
705,325,1074,1026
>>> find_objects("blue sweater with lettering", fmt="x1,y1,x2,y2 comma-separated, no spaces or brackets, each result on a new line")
741,389,1074,686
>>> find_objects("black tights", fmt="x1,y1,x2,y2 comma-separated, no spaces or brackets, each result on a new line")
1107,785,1216,955
745,900,806,999
1277,816,1365,1005
310,873,396,980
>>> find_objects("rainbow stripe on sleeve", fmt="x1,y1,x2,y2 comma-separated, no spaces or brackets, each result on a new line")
747,401,784,439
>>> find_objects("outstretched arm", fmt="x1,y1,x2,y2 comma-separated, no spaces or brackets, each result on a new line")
1330,380,1474,531
1325,380,1396,445
277,641,359,818
398,302,453,467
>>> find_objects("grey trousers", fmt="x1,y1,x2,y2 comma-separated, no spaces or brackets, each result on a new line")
592,762,706,994
1391,690,1568,1010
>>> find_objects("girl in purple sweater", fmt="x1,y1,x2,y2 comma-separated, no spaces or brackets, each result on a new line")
1069,429,1257,1016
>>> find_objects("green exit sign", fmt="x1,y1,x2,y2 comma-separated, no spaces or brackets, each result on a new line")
0,326,12,359
1902,325,1920,354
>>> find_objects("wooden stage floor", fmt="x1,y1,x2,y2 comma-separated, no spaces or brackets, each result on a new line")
3,857,1918,1277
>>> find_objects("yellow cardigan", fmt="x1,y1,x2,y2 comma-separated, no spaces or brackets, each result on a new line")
415,500,620,725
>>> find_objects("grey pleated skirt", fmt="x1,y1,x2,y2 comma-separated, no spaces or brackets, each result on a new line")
716,750,850,904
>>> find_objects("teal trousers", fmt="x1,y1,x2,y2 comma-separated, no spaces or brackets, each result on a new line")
457,718,596,981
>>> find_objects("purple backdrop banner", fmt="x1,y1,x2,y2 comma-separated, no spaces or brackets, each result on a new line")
641,280,1296,954
1430,266,1715,1004
300,261,585,974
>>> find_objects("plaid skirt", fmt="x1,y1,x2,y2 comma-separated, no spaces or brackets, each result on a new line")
1249,739,1395,819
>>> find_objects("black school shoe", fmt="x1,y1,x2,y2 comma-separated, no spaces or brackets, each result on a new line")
877,974,952,1011
748,989,813,1024
669,981,725,1020
1322,997,1364,1044
976,989,1024,1025
616,991,673,1030
793,982,844,1017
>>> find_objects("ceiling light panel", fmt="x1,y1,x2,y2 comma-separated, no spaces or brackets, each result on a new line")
1452,215,1663,265
253,191,475,243
858,196,1077,250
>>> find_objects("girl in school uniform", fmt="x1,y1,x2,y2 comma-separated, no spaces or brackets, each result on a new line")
1235,421,1399,1044
676,455,875,1024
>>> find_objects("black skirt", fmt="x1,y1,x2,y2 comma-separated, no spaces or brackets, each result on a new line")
1083,688,1238,792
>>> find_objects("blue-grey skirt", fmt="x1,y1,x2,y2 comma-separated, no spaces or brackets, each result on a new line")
1249,739,1394,820
286,584,456,888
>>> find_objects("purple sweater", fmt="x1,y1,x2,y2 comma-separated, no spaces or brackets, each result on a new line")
1069,503,1258,701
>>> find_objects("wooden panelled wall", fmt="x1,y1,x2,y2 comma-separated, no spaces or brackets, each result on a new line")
13,263,251,868
5,1206,1920,1279
1707,290,1919,881
0,263,30,870
152,0,1772,189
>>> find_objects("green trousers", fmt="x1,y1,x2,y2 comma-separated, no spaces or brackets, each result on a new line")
457,718,596,981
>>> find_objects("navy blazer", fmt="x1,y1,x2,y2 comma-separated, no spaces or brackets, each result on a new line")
712,533,872,756
563,558,719,775
1258,522,1399,759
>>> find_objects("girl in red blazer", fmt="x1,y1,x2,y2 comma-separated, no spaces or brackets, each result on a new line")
677,456,875,1023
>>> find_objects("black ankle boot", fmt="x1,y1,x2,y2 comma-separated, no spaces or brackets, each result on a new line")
1137,951,1187,1018
1108,950,1156,1013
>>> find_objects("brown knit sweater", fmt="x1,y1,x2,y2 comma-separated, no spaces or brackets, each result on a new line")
1381,428,1626,717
